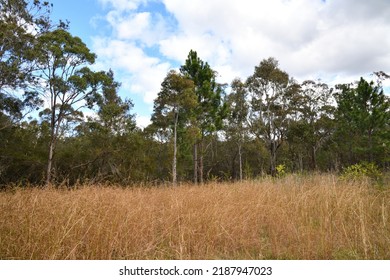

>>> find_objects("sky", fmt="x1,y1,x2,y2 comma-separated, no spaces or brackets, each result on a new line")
48,0,390,128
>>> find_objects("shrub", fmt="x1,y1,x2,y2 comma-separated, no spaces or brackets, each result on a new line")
341,162,382,183
276,164,287,177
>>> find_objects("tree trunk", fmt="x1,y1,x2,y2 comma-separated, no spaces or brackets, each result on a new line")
368,129,373,163
46,140,54,186
193,142,198,184
199,140,204,184
46,107,57,186
231,152,237,181
172,112,178,186
311,145,317,171
270,141,277,177
238,143,243,181
299,154,303,172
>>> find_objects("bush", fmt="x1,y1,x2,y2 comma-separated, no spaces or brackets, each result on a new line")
276,164,287,177
341,162,383,183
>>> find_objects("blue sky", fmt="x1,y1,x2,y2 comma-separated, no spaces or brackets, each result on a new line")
48,0,390,128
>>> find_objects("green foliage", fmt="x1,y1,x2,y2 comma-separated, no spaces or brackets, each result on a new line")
286,80,335,170
151,70,196,130
335,77,390,165
276,164,287,177
180,50,227,136
341,162,383,183
0,0,50,127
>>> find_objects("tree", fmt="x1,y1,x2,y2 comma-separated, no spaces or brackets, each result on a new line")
335,76,390,165
288,80,334,170
247,57,298,176
33,28,108,185
0,0,51,90
0,0,52,129
180,50,227,184
92,69,135,135
55,70,137,185
225,78,249,180
151,70,196,186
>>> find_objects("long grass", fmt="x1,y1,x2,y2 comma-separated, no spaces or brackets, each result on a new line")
0,175,389,259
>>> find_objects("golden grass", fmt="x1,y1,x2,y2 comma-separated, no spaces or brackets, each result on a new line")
0,175,389,260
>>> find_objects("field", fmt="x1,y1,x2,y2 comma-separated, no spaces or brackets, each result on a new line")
1,175,389,260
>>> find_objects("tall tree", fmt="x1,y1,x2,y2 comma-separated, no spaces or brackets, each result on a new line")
180,50,227,184
60,70,137,184
335,76,390,165
290,80,334,170
151,70,196,186
225,78,249,180
33,28,107,185
247,57,298,176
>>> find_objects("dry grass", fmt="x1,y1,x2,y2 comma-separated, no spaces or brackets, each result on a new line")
1,175,389,260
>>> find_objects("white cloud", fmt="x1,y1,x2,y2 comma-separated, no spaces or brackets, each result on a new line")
105,10,169,46
97,0,147,11
161,0,390,81
136,115,152,128
92,37,170,104
107,11,151,39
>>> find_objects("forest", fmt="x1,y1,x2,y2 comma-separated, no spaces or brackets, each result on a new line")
1,0,390,188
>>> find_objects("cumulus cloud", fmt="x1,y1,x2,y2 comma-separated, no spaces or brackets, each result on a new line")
105,10,169,46
161,0,390,80
92,37,170,104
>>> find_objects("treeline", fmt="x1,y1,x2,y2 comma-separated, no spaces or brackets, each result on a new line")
1,0,389,187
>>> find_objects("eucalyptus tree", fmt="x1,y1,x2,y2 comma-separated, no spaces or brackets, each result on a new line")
33,28,109,185
247,57,298,176
0,0,52,129
225,78,249,180
151,70,196,186
293,80,335,170
180,50,227,184
56,69,137,184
